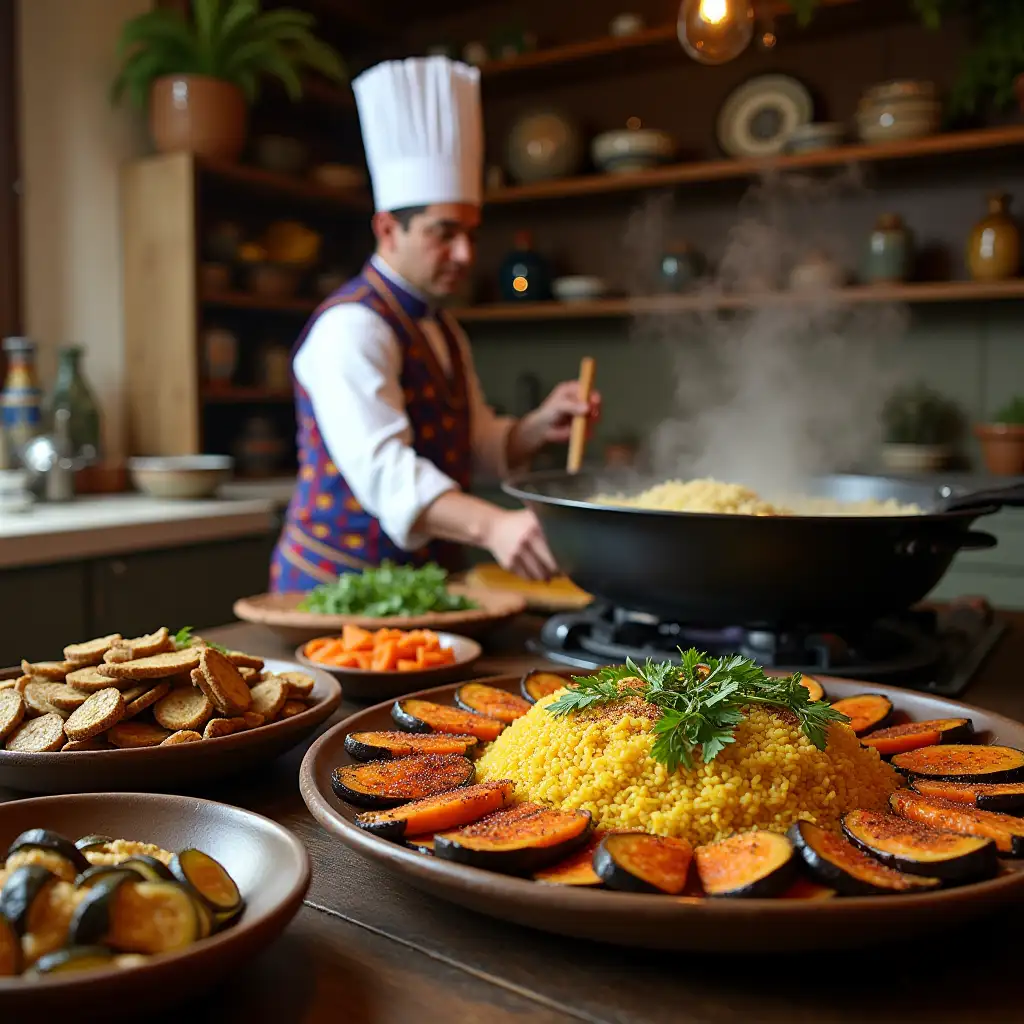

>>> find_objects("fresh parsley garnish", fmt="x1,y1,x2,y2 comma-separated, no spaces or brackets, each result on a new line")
547,648,849,773
297,561,477,617
174,626,227,655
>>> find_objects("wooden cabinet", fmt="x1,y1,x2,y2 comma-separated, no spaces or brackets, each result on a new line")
0,564,89,666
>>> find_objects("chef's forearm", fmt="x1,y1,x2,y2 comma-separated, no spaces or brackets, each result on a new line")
413,490,502,548
505,414,545,468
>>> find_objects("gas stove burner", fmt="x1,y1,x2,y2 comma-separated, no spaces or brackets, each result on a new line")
530,599,1006,698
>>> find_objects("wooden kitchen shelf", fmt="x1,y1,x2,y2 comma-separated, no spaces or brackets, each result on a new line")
485,125,1024,206
202,291,319,314
202,387,294,403
453,280,1024,322
197,156,369,210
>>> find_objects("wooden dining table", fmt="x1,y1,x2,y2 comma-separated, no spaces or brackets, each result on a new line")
4,610,1024,1024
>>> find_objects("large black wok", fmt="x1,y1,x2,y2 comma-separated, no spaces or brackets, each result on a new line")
502,471,1024,630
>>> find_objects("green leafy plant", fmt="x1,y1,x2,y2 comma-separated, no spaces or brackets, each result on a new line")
882,383,963,445
547,648,848,773
298,561,477,617
111,0,346,110
992,396,1024,425
789,0,1024,115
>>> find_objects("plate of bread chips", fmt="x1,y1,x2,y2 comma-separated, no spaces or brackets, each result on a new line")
0,627,342,794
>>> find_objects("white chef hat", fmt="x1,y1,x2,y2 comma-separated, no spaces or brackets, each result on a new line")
352,56,483,213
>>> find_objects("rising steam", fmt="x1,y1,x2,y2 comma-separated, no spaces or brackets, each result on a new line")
624,168,910,500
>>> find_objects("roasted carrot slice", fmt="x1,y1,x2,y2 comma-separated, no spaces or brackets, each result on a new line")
355,780,515,840
862,727,943,757
892,744,1024,783
342,625,373,651
830,694,894,735
891,787,1024,856
330,753,475,809
521,670,571,704
454,683,532,724
433,803,592,874
343,731,479,762
911,778,1024,813
799,675,825,702
392,699,505,741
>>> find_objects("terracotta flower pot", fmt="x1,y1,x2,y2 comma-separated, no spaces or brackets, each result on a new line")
149,74,248,161
974,422,1024,476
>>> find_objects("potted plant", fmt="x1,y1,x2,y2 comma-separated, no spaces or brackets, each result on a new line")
975,397,1024,476
111,0,345,162
880,383,962,472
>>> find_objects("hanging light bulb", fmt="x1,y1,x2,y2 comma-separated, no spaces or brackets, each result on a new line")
677,0,755,65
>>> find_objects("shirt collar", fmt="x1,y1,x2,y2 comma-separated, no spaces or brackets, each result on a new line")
370,254,435,313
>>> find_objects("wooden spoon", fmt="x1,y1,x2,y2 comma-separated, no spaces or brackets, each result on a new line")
566,356,596,474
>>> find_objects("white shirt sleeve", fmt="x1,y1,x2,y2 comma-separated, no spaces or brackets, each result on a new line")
293,304,459,551
443,317,518,480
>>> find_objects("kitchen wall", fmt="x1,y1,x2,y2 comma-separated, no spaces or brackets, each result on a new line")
18,0,152,461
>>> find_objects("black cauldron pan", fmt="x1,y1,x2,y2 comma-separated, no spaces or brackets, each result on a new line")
502,471,1024,630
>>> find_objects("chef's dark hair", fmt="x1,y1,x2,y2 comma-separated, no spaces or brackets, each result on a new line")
388,206,428,230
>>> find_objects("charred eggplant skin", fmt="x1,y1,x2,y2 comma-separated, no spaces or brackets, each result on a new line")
891,744,1024,784
343,731,478,763
433,826,591,875
75,863,146,889
390,701,433,734
912,778,1024,814
119,855,173,883
331,754,475,809
7,828,90,874
74,834,114,853
67,872,135,947
592,833,693,895
28,946,115,975
0,865,56,936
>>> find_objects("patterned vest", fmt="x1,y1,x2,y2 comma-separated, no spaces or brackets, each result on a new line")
270,262,472,591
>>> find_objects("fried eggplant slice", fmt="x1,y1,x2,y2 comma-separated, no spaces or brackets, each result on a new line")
891,788,1024,856
533,830,608,887
521,670,571,704
392,699,504,741
344,730,479,762
331,753,475,809
892,744,1024,784
454,683,531,724
169,849,243,915
593,833,694,895
829,694,894,735
694,831,799,898
911,778,1024,814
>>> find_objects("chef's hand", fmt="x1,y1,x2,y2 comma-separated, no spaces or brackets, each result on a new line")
508,381,602,463
484,509,558,581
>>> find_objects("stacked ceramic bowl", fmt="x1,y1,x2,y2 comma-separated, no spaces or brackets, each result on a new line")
591,129,676,174
856,80,940,144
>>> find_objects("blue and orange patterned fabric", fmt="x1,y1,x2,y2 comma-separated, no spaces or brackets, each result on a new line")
270,263,473,592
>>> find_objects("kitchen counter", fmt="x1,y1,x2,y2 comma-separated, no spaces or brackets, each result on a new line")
0,494,278,570
3,614,1016,1023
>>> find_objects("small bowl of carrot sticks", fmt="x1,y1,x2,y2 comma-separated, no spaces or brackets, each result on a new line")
297,626,482,700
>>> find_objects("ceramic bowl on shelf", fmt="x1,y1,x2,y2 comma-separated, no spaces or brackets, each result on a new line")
591,129,675,174
128,454,234,499
505,109,584,184
856,80,940,143
552,276,608,302
785,122,844,153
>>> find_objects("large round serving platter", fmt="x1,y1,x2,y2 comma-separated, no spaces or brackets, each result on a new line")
0,659,341,795
299,671,1024,952
233,586,527,645
0,791,310,1015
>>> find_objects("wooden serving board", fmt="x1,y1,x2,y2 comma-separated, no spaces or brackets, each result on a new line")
464,562,592,612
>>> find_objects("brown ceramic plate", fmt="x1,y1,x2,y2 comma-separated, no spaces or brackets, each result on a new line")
0,659,341,795
300,671,1024,952
296,632,482,700
0,791,309,1015
232,585,527,645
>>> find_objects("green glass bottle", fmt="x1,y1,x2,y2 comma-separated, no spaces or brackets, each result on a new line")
50,344,101,464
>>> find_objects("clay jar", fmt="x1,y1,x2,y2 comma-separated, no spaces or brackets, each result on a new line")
150,75,248,161
864,213,913,284
968,193,1021,282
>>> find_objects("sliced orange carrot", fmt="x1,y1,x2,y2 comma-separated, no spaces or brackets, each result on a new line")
342,625,373,651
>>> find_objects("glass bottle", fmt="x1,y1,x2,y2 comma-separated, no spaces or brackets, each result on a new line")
50,344,101,464
1,336,43,465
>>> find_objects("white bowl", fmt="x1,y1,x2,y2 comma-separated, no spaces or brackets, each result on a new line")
552,276,608,302
591,129,675,174
128,455,234,499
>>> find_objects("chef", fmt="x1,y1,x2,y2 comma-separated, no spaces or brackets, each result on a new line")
270,56,599,591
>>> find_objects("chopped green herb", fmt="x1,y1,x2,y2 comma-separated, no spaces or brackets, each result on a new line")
173,626,227,655
547,649,849,773
297,561,477,618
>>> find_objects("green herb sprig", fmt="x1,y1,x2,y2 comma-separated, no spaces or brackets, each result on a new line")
298,561,477,618
547,648,849,773
174,626,228,655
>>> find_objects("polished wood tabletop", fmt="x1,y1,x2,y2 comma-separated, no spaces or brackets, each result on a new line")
4,612,1024,1023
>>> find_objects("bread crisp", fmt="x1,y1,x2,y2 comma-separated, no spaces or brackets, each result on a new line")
21,660,72,682
195,649,251,716
124,680,172,719
5,713,66,752
161,729,202,746
275,671,315,698
202,717,244,740
66,666,136,694
106,721,170,748
64,688,125,742
0,690,25,740
277,700,308,721
249,677,288,720
153,688,213,732
23,682,72,720
63,634,122,666
98,648,202,680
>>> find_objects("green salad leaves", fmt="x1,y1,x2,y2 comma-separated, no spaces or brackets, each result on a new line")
298,561,477,617
547,648,849,773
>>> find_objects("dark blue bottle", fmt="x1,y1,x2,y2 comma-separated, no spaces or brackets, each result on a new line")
498,230,552,301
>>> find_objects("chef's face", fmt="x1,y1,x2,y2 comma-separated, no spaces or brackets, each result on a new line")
374,203,480,298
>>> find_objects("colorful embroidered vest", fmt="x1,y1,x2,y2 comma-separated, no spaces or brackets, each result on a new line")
270,262,472,591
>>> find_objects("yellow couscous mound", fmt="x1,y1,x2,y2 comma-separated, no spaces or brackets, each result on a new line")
476,693,900,845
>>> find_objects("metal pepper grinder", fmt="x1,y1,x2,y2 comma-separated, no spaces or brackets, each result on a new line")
45,407,76,502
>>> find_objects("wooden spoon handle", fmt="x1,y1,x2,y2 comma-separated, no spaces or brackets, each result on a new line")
566,356,596,474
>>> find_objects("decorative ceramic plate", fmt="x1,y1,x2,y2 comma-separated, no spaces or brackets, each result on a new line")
0,659,341,795
296,632,483,700
300,672,1024,952
233,587,527,646
0,791,310,1014
716,74,814,158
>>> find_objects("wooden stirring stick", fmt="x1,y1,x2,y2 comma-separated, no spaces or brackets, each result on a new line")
566,356,596,474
